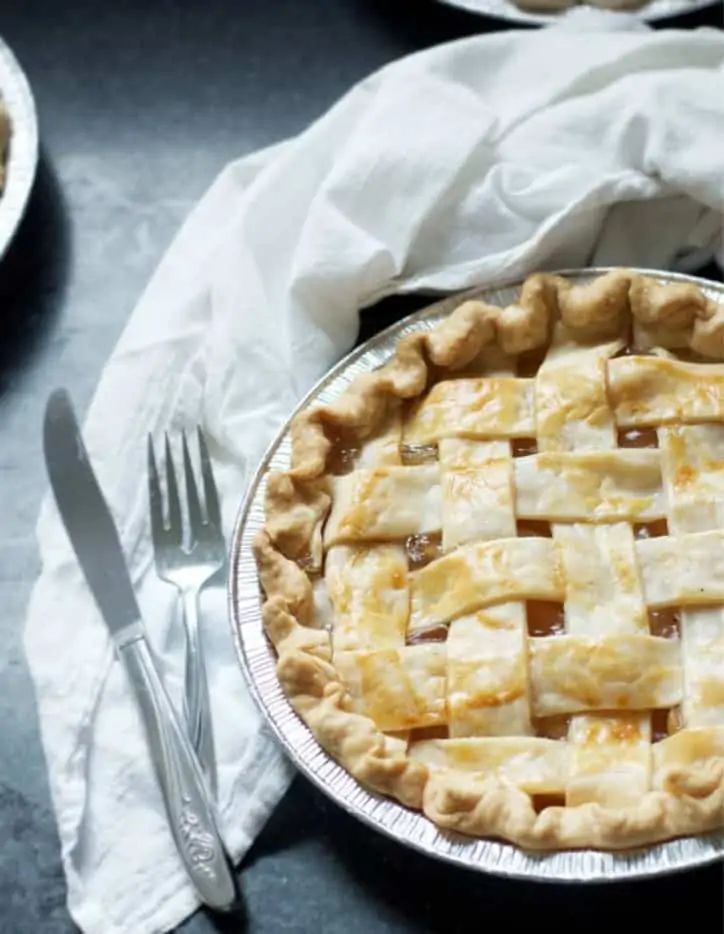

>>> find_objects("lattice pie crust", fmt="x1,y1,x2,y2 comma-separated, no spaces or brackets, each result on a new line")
254,270,724,850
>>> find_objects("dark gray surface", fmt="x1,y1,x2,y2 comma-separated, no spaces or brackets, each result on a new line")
0,1,722,931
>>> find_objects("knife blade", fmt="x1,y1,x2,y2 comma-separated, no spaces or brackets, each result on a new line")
43,388,237,912
43,389,144,639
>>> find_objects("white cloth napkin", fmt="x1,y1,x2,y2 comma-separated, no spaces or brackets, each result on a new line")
24,15,724,934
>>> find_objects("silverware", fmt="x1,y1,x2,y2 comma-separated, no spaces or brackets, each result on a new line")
43,389,237,912
147,429,226,798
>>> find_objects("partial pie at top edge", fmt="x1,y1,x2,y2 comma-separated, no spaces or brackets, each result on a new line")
253,268,724,851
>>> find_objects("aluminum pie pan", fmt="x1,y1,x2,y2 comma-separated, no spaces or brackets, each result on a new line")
229,266,724,882
0,34,37,262
435,0,719,25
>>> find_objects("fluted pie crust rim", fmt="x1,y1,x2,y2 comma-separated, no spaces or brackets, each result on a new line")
253,269,724,851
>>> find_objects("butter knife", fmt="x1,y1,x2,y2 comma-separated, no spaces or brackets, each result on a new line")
43,389,237,912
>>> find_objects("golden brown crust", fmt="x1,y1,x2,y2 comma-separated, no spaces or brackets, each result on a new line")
253,530,314,622
254,270,724,851
264,473,329,568
306,686,428,807
423,764,724,850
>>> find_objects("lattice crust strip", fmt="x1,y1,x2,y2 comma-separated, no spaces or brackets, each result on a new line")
536,328,652,809
254,270,724,850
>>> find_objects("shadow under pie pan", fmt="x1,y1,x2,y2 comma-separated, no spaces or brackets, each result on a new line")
229,267,724,882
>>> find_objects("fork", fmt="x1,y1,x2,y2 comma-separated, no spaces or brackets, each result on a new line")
147,428,225,798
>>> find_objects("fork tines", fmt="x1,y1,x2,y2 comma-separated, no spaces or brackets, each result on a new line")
147,428,222,548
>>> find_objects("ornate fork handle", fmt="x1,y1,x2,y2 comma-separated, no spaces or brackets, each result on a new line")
119,630,236,910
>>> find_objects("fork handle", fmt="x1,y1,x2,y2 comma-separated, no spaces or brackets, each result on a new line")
182,588,217,798
119,633,236,911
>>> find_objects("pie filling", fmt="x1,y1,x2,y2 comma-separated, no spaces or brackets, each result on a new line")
257,271,724,848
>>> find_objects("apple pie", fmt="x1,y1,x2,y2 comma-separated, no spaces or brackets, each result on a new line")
254,269,724,850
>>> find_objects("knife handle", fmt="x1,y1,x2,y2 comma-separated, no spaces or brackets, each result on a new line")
119,633,237,912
